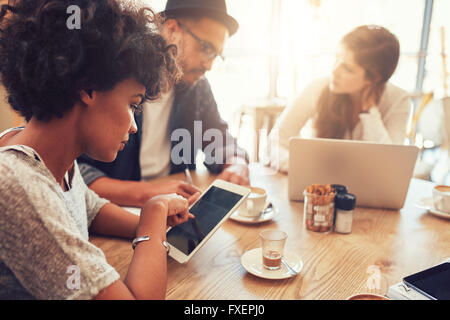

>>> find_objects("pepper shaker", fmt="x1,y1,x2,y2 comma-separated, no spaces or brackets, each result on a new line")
331,184,347,195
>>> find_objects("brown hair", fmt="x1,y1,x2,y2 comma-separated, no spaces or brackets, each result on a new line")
314,25,400,139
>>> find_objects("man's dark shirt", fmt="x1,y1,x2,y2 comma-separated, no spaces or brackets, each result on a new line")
78,78,248,185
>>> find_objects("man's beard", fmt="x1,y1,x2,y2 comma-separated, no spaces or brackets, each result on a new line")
178,58,206,86
180,68,206,86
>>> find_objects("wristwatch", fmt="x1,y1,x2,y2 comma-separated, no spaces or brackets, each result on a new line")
132,235,170,253
162,240,170,253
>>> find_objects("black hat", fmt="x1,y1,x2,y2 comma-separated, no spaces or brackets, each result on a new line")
161,0,239,36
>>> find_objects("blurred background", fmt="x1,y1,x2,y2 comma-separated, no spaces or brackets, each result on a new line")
145,0,449,184
0,0,448,184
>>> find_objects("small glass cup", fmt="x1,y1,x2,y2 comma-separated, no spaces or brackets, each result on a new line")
259,229,287,270
303,190,335,233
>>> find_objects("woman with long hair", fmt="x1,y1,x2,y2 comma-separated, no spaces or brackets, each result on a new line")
269,25,411,172
0,0,199,299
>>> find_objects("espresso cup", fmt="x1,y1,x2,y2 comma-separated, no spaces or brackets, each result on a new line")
432,185,450,213
346,293,389,300
241,187,267,217
260,229,287,270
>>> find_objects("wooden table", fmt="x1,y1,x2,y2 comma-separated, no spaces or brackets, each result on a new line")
90,164,450,300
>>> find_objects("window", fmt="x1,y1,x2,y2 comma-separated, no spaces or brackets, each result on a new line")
145,0,429,116
277,0,425,97
208,0,428,124
423,0,450,97
144,1,448,183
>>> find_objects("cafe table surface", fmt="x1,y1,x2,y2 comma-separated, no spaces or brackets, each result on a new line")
90,163,450,300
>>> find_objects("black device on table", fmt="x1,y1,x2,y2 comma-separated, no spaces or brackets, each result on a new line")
403,262,450,300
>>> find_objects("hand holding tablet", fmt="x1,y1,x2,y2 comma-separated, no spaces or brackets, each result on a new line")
142,193,202,228
166,179,251,263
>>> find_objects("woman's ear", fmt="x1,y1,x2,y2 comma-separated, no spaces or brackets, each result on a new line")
80,89,95,106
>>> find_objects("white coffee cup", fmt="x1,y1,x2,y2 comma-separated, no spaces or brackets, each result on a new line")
432,185,450,213
241,187,267,217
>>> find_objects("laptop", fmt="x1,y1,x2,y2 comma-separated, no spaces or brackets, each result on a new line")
288,138,419,210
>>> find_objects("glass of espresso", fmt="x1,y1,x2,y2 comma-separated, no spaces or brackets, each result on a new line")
260,229,287,270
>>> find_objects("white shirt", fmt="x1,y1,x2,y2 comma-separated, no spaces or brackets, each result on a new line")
268,77,412,172
139,89,174,180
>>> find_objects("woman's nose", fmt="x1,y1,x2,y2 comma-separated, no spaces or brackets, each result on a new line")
129,115,138,134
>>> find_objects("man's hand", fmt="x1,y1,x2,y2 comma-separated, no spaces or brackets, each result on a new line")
144,180,201,200
217,157,250,186
89,177,201,208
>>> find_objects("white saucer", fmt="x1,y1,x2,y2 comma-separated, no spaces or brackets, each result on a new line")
241,248,303,280
230,204,278,224
415,197,450,220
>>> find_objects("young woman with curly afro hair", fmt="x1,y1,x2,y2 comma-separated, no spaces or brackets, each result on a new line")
0,0,200,300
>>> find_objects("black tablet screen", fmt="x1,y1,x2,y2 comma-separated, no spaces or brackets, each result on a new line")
403,262,450,300
166,186,243,255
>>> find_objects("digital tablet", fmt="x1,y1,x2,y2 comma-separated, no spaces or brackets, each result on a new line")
166,179,250,264
403,262,450,300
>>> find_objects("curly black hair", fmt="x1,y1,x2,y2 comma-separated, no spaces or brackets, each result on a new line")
0,0,180,122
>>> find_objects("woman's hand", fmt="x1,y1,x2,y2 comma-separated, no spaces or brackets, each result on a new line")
136,193,187,235
165,192,201,227
145,192,201,227
360,86,377,112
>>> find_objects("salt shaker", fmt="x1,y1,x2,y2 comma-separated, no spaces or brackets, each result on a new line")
331,184,347,225
334,193,356,234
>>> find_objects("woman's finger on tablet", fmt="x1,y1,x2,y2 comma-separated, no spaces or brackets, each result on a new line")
180,210,191,223
156,193,189,216
169,210,190,226
187,192,201,206
167,215,180,227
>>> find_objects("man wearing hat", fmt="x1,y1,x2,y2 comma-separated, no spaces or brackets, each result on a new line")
78,0,250,207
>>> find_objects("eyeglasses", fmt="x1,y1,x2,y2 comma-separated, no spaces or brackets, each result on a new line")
178,22,225,62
